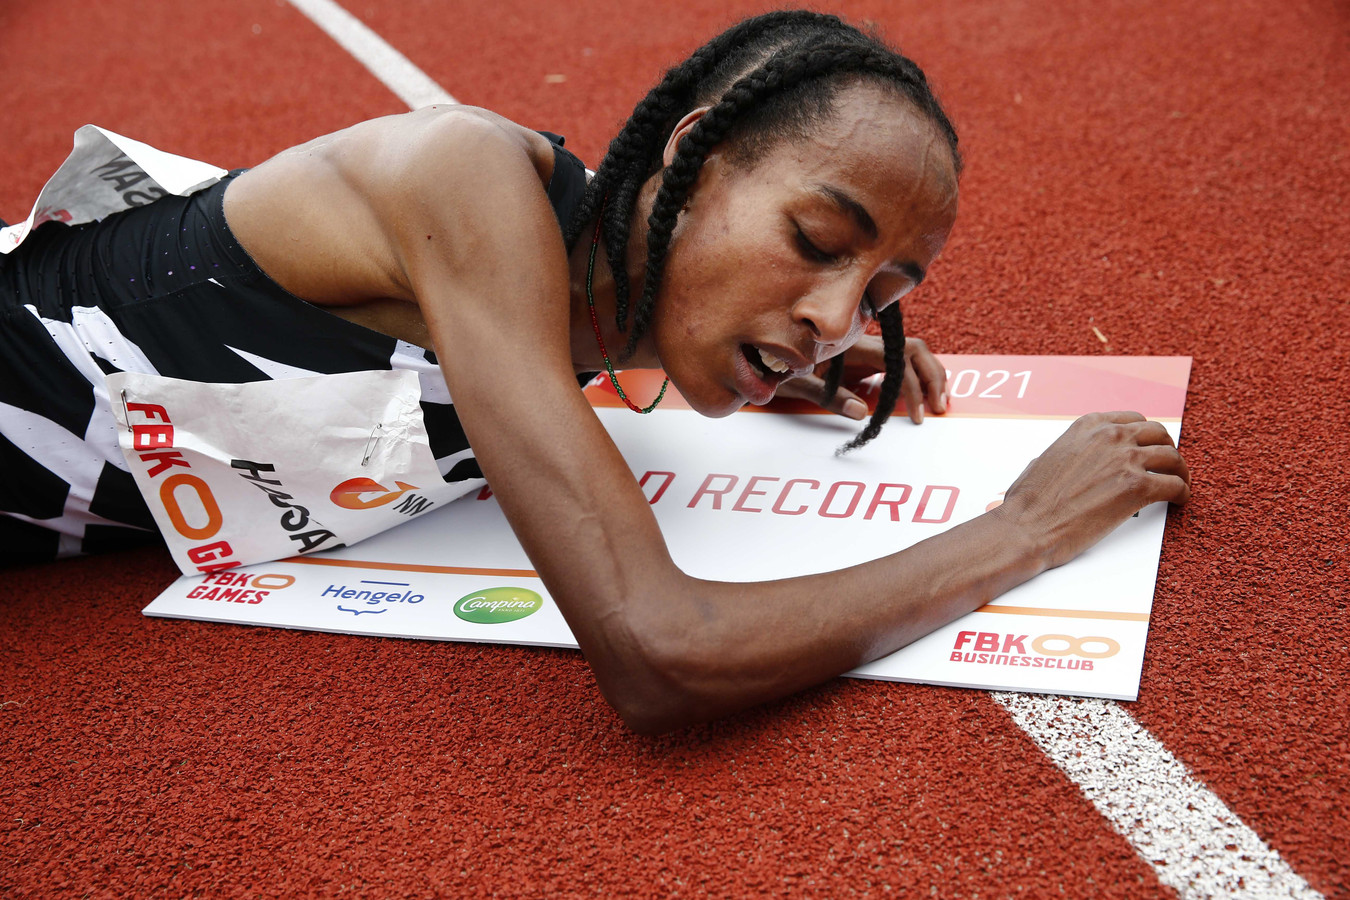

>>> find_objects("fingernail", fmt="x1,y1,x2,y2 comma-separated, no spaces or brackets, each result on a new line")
938,391,949,413
844,399,866,420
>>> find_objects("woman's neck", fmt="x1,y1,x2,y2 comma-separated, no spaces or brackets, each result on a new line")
567,208,662,374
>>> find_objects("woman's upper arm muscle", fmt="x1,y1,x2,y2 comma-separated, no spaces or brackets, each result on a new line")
386,118,690,703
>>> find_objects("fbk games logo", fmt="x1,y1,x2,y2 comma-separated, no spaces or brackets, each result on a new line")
186,571,296,604
454,587,544,624
951,630,1120,671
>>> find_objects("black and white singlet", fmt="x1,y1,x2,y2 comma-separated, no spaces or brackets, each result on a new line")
0,133,588,563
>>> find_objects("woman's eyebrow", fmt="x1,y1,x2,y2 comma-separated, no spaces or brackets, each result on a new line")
814,184,878,240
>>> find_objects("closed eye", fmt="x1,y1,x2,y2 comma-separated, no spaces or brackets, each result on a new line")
795,227,838,264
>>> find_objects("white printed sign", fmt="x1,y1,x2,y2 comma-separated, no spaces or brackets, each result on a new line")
145,355,1191,700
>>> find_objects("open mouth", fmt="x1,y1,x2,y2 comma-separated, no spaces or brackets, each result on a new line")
743,344,792,382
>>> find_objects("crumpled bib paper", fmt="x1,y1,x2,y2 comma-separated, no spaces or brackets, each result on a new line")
110,370,479,574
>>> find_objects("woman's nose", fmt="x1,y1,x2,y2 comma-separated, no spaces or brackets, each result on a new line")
794,285,861,351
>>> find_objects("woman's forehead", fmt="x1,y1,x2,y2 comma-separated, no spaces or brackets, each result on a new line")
748,90,958,210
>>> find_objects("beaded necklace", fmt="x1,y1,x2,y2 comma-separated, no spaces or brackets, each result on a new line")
585,207,669,413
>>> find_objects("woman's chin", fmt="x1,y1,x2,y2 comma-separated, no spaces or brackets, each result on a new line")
709,388,760,418
678,381,745,419
702,401,744,419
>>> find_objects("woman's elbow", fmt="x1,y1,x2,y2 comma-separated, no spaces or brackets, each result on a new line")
609,694,693,736
583,605,725,735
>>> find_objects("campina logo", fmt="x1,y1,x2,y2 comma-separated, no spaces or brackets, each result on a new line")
454,587,544,624
330,477,419,510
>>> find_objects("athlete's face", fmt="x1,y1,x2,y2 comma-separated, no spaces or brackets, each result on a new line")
649,84,959,418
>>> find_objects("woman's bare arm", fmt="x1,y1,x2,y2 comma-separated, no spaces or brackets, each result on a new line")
338,115,1190,734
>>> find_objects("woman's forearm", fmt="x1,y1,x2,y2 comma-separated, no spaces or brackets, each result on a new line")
588,503,1048,733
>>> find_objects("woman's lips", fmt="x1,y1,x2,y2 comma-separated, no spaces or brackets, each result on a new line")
734,343,786,405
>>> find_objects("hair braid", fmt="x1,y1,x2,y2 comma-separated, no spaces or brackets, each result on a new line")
821,355,846,404
837,304,906,454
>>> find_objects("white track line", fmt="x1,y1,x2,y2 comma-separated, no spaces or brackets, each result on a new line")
285,0,457,109
994,694,1323,899
278,4,1322,895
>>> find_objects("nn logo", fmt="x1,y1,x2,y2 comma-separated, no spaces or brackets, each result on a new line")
330,477,434,516
454,587,544,624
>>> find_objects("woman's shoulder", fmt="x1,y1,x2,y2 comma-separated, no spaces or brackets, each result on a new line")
234,106,557,218
339,106,560,207
224,107,560,305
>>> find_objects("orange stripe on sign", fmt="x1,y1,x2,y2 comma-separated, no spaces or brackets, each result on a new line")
284,556,539,578
975,605,1150,622
283,560,1149,620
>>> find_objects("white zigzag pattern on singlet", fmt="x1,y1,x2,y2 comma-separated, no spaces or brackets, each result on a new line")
225,345,324,380
0,400,149,556
434,446,479,479
225,343,451,405
16,305,163,553
26,303,163,476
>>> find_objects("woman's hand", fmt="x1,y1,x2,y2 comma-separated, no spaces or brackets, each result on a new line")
775,334,949,423
994,411,1192,570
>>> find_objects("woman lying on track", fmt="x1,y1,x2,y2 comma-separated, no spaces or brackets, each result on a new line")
0,11,1189,731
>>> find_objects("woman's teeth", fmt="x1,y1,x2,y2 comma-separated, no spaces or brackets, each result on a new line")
757,347,791,375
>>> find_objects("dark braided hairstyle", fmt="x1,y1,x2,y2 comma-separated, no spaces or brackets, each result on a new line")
568,11,961,451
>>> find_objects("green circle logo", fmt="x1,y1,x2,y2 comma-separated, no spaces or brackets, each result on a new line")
453,587,544,624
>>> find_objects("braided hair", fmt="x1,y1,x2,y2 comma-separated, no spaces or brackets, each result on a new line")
569,11,961,451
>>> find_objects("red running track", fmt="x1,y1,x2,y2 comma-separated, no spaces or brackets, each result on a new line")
1,0,1347,895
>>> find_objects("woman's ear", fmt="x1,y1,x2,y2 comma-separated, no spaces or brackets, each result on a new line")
662,107,712,167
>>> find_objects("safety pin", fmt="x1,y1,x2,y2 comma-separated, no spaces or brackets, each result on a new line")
119,389,130,424
361,424,385,467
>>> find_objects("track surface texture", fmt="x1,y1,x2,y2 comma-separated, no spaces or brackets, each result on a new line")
2,0,1347,896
